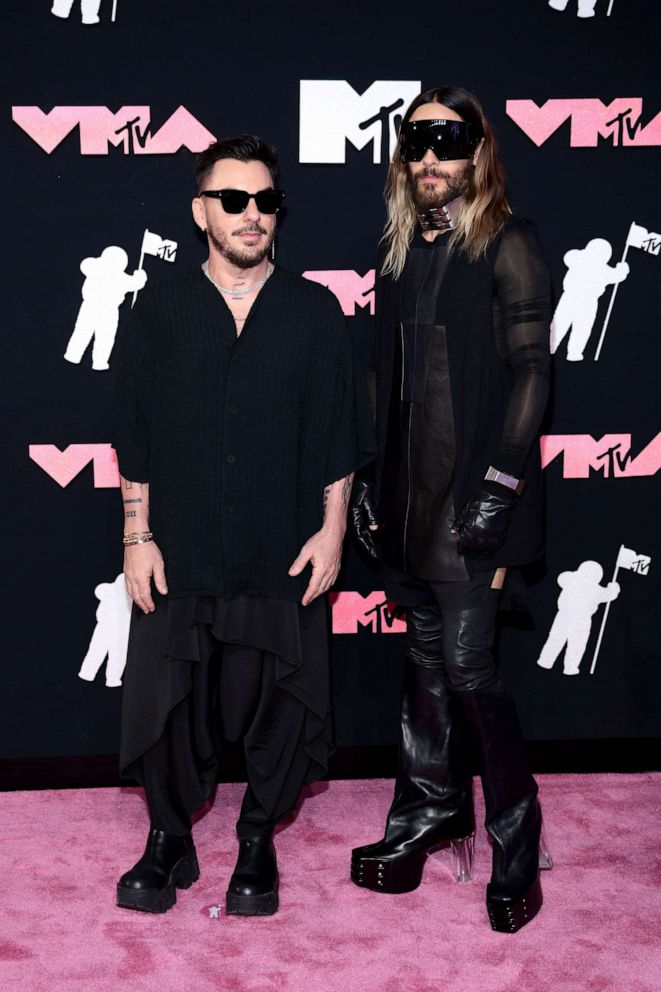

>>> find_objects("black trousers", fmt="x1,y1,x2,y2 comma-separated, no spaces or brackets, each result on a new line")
120,595,331,841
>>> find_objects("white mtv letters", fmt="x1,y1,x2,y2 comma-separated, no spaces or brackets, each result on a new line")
537,561,620,675
299,80,421,164
78,573,132,688
548,0,599,17
51,0,103,24
64,246,147,371
550,238,629,361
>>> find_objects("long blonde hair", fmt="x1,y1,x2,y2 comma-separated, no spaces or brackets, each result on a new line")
381,86,511,279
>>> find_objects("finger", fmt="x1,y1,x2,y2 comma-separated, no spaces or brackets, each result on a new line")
289,549,311,577
136,578,155,613
301,574,323,606
153,560,168,596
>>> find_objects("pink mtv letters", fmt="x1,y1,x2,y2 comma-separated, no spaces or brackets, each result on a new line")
506,98,661,147
540,434,661,478
330,592,406,634
303,270,375,316
12,105,216,154
29,444,120,487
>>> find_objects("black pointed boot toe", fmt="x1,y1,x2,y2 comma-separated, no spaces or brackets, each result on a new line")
226,835,279,916
116,827,200,914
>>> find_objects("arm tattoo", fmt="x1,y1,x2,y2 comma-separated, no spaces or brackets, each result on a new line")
123,499,143,504
341,473,354,511
323,485,331,511
125,510,137,518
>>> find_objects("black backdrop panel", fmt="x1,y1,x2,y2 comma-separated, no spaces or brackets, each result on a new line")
1,0,659,760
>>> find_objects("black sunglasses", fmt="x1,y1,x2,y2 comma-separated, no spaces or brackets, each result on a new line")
199,188,286,214
399,120,483,162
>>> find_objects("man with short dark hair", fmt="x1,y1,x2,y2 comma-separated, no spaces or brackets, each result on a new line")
113,134,373,916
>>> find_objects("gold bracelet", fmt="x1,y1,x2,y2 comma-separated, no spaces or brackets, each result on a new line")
123,531,153,546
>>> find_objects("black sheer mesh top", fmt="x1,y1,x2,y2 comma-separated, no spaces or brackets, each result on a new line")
491,223,552,478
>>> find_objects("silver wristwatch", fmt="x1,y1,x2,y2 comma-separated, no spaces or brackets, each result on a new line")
484,466,526,496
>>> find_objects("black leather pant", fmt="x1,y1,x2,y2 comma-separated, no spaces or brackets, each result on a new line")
397,570,540,895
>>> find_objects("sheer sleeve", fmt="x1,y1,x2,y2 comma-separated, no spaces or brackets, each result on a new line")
492,221,552,478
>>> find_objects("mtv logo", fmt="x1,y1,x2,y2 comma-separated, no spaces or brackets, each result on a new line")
330,591,406,634
12,105,216,155
506,98,661,148
303,270,375,315
29,444,120,487
299,80,420,164
540,433,661,479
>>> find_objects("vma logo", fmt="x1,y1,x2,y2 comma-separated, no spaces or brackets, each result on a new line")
303,270,375,315
540,434,661,479
506,98,661,148
330,592,406,634
12,106,216,155
299,80,420,164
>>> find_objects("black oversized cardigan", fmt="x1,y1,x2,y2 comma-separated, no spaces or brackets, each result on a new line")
374,218,552,573
112,265,375,600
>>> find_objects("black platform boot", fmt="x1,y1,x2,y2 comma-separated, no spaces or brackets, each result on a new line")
462,689,544,933
351,656,475,894
226,833,279,916
116,827,200,913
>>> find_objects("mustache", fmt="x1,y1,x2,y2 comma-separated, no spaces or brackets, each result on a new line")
415,166,449,181
233,223,268,236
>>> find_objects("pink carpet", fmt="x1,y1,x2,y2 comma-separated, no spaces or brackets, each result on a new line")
1,774,660,992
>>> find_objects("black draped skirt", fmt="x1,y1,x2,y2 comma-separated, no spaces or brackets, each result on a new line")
119,592,332,825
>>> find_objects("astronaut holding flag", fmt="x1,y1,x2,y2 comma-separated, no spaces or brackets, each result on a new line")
537,546,651,676
64,229,177,371
593,220,661,360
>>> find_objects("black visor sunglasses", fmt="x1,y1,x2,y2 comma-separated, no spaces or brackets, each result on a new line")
399,120,483,162
200,188,286,214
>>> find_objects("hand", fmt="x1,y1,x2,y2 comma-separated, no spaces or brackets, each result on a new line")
349,479,379,561
123,541,168,613
451,483,516,556
288,524,344,606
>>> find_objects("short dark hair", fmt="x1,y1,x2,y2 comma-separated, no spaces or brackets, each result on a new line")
194,134,279,192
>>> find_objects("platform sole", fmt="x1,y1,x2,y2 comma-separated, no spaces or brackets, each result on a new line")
116,853,200,914
486,874,543,933
350,839,458,894
225,885,279,916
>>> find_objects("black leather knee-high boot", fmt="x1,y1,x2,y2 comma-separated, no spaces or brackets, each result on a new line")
351,655,475,894
461,689,543,933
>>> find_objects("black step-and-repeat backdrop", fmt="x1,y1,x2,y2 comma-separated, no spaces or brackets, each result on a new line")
2,0,659,766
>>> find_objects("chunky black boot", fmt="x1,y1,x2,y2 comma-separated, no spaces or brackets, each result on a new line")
461,689,544,933
116,827,199,913
351,656,475,894
226,834,279,916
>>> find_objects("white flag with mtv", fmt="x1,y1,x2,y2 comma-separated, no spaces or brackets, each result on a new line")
595,219,661,359
131,228,179,307
591,544,652,673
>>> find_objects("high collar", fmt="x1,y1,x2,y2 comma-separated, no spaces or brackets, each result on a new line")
416,195,464,234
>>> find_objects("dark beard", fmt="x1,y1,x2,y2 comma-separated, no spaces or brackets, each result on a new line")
208,224,274,269
411,162,473,211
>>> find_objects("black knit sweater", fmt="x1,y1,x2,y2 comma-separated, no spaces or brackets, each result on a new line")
112,265,375,600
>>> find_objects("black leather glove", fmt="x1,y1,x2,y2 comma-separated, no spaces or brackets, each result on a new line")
452,482,516,556
349,479,379,561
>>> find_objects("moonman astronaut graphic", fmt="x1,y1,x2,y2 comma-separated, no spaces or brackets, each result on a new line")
64,247,147,371
548,0,598,17
51,0,103,24
537,561,620,675
78,574,133,687
550,238,629,361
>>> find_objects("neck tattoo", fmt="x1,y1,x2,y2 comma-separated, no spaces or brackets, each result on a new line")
202,260,273,300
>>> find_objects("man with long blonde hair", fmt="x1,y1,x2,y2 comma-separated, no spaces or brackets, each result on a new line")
350,86,552,932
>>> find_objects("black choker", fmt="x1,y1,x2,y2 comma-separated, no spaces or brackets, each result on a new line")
416,205,456,233
416,196,463,233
